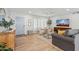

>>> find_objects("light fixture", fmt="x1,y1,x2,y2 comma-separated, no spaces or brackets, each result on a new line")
66,9,70,11
28,11,32,14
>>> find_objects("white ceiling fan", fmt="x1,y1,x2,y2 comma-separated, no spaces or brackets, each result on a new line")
0,8,6,15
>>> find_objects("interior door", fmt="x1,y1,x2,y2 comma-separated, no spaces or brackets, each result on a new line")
15,17,25,35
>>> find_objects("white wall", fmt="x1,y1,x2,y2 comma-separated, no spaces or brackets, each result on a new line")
51,14,79,29
51,15,69,28
69,14,79,29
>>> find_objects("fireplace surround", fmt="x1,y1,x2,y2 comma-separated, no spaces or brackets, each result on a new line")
54,26,71,35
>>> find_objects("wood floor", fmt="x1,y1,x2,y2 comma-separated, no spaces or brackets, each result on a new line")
15,34,62,51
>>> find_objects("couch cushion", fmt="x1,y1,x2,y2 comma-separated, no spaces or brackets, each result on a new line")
65,29,79,36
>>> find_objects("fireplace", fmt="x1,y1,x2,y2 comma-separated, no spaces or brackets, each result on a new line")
54,27,71,35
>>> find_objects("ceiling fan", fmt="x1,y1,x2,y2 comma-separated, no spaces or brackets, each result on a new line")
0,8,6,15
72,11,79,14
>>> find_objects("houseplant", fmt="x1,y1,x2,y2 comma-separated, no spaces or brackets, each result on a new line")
0,42,13,51
0,18,14,31
47,19,52,29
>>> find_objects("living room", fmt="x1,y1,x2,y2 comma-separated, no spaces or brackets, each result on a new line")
0,8,79,51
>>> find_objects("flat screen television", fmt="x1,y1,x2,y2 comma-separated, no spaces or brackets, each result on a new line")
56,19,70,26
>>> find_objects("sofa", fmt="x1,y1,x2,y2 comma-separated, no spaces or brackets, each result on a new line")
51,29,79,51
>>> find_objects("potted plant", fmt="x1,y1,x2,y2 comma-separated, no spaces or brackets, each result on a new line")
0,42,13,51
0,18,14,31
47,19,52,29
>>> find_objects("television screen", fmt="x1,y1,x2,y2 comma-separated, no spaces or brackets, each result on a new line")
56,19,69,26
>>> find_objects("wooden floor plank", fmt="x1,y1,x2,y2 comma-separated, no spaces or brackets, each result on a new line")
15,34,62,51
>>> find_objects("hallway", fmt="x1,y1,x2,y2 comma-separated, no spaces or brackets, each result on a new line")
15,34,62,51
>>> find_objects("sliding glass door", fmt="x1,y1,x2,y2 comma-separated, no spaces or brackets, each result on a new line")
15,16,48,35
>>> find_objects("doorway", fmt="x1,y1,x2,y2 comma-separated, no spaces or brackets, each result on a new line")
15,17,25,35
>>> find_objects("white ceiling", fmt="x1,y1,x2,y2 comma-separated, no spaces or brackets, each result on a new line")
5,8,79,17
